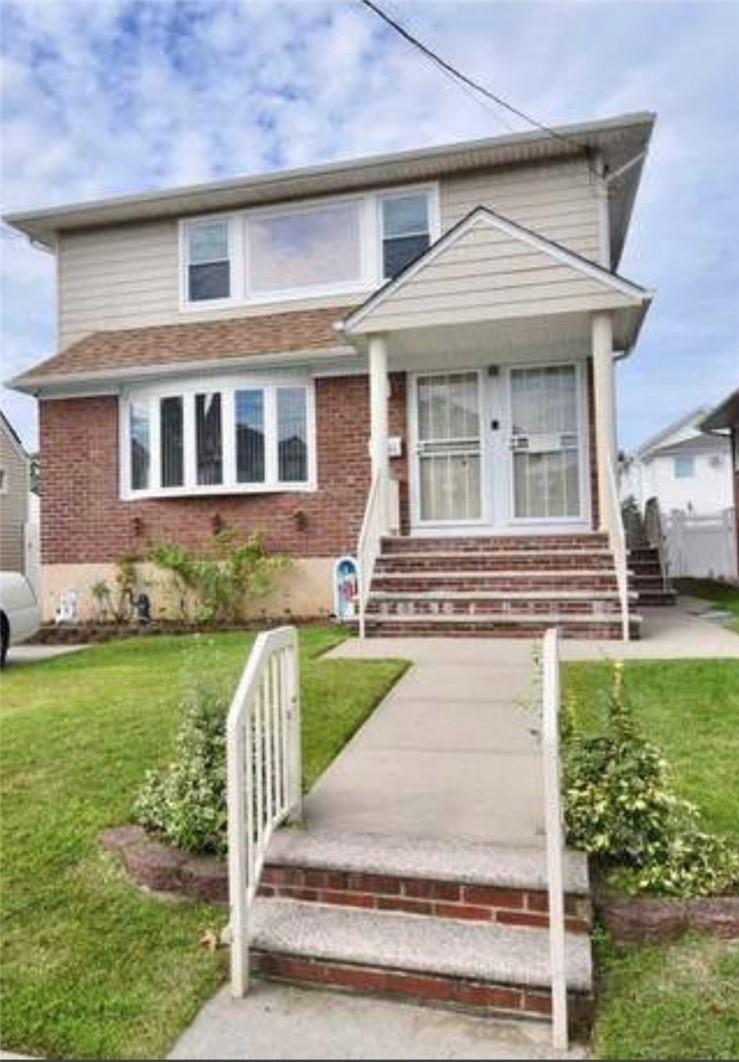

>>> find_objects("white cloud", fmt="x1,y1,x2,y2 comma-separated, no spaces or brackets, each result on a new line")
1,0,737,450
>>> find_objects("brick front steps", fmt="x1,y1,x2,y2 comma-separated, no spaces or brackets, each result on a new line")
366,533,641,638
250,898,593,1027
628,546,677,606
259,864,590,933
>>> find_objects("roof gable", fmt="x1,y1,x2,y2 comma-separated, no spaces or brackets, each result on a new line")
343,206,650,335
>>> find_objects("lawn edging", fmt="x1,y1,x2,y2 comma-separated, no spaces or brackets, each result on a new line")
102,826,228,904
596,892,739,944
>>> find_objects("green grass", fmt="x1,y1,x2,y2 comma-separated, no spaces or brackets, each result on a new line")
565,658,739,1058
593,933,739,1059
563,658,739,840
0,629,408,1060
675,578,739,632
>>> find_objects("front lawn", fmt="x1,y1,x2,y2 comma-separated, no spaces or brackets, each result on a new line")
594,933,739,1060
564,658,739,1059
563,658,739,840
0,629,407,1060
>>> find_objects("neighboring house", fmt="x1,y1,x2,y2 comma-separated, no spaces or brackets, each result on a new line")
0,410,31,574
701,388,739,573
620,407,733,515
6,112,656,637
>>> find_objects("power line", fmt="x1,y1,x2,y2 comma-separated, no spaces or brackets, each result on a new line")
358,0,599,176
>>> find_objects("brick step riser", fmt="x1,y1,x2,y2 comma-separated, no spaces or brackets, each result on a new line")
368,600,623,618
376,556,617,573
636,592,677,606
372,577,621,593
259,866,591,934
252,951,593,1026
382,536,609,554
365,621,639,639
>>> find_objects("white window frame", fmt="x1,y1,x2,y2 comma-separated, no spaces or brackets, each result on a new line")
120,372,317,500
178,183,439,311
377,188,440,281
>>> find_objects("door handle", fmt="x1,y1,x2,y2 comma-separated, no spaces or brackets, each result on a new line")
490,419,500,431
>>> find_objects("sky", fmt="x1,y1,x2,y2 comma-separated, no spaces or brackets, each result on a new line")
1,0,737,453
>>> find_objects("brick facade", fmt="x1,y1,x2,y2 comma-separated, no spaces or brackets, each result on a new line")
40,373,408,565
40,366,596,566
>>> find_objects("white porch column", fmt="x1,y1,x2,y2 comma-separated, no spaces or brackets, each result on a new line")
592,311,616,531
368,333,389,482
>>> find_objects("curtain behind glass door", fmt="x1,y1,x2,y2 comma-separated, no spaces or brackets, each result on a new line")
417,372,481,522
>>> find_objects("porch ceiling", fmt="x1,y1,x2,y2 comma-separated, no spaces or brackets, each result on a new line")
376,304,648,369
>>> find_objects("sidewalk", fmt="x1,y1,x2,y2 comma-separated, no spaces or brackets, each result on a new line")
168,981,587,1060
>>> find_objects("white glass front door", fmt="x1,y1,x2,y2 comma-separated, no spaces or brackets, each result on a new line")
509,365,582,520
415,372,482,523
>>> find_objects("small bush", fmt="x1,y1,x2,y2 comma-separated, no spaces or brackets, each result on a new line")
563,662,739,897
149,530,289,624
133,675,229,854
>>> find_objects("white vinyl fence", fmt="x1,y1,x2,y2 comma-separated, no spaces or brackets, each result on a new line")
663,508,737,580
227,626,301,997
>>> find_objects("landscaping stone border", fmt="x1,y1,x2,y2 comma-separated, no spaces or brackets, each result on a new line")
597,894,739,943
34,616,329,646
102,826,228,904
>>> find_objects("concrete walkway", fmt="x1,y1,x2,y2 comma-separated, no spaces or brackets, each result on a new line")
309,637,542,845
168,981,587,1060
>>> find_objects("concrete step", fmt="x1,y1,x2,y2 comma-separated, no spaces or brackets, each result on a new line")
382,534,608,554
367,591,628,618
372,569,625,592
362,612,642,639
376,551,617,573
251,898,593,1022
261,829,591,933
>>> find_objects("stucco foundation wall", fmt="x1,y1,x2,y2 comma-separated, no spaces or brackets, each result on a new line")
41,557,336,624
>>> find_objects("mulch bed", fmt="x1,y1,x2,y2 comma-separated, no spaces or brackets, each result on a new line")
102,826,228,904
31,616,334,645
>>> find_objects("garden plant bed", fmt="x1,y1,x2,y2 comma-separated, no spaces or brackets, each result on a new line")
596,892,739,944
102,826,228,904
0,628,408,1060
30,616,334,646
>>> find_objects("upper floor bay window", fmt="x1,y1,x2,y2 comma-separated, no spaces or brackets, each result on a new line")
123,378,315,498
180,185,438,306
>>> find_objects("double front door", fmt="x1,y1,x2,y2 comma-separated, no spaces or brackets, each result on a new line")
412,364,586,530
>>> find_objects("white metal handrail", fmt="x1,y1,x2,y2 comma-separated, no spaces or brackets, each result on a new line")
542,627,568,1052
227,626,301,997
605,460,630,641
357,467,399,638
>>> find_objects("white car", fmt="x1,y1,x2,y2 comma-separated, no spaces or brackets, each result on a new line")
0,572,41,667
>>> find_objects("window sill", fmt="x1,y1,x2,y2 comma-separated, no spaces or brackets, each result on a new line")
179,281,375,314
121,482,316,501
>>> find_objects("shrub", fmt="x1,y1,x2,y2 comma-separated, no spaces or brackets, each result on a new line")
563,662,739,897
133,674,229,854
149,530,288,624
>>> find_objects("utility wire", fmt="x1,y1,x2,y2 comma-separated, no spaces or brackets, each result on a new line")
358,0,599,176
377,0,516,134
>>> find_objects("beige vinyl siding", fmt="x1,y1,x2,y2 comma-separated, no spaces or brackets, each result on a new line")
358,217,630,332
57,156,602,347
440,157,600,258
0,427,29,573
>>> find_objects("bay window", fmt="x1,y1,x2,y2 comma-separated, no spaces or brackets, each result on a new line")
124,378,314,498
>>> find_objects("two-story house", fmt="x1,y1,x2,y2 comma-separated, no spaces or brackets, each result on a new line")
6,112,655,638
